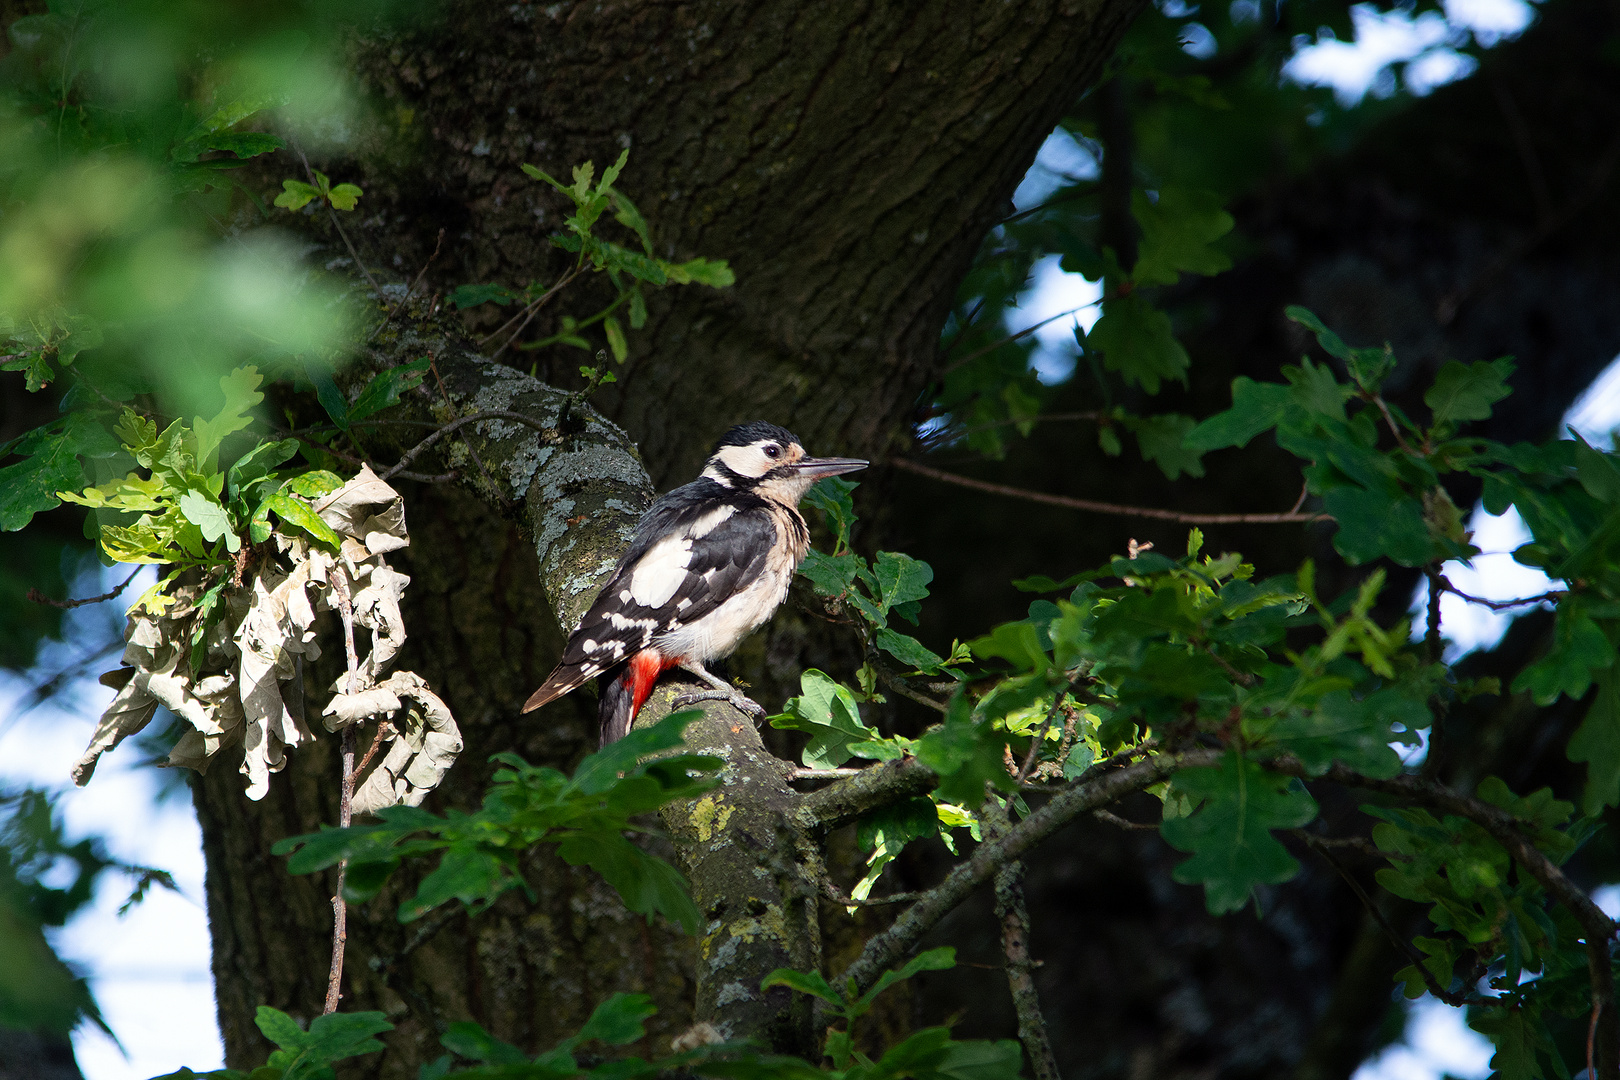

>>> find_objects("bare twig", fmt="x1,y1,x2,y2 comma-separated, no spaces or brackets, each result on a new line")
293,144,381,297
1437,576,1565,612
354,721,394,780
379,409,562,482
485,266,586,362
938,297,989,361
890,458,1332,525
1288,482,1309,515
1015,675,1082,784
870,662,951,713
1286,829,1400,861
1371,394,1417,455
1093,808,1156,831
1299,831,1480,1008
323,575,363,1016
918,412,1106,449
372,228,446,340
942,304,1098,375
820,880,928,907
27,566,141,610
288,432,455,485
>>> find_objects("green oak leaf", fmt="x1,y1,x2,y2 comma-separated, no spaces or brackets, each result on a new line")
1086,293,1190,394
1160,753,1317,914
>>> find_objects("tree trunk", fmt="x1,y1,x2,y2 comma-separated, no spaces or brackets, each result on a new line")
197,1,1146,1071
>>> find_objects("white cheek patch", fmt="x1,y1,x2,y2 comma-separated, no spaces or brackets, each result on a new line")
716,444,769,478
629,535,694,608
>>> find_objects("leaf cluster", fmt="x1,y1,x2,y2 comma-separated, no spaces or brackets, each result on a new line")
451,150,733,379
762,948,1021,1080
158,954,1021,1080
273,711,721,934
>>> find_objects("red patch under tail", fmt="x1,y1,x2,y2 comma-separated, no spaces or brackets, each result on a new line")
598,650,679,745
628,650,677,718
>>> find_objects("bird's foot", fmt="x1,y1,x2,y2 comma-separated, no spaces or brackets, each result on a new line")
673,688,767,720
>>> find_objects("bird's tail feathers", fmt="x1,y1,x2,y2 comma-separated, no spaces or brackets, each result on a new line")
521,665,595,713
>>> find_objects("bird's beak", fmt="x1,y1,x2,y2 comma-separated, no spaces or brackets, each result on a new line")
793,456,869,479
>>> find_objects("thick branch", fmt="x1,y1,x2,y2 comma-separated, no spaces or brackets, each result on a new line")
351,294,654,633
838,748,1220,994
984,799,1061,1080
796,757,939,832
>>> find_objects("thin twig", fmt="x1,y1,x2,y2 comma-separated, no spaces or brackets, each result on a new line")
1437,576,1566,612
379,409,562,482
288,432,455,485
890,458,1332,525
27,566,141,610
1286,829,1402,861
1299,832,1480,1008
1370,394,1417,455
996,182,1100,228
938,297,990,361
293,144,381,297
1016,675,1082,784
1288,482,1309,515
917,411,1106,449
372,228,446,341
323,574,363,1016
942,304,1098,375
485,267,585,362
1093,808,1156,831
820,880,929,907
354,721,394,780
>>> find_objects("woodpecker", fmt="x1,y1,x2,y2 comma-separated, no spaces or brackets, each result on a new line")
522,422,868,745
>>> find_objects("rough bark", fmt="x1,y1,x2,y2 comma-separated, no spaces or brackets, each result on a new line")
195,0,1147,1071
331,0,1146,479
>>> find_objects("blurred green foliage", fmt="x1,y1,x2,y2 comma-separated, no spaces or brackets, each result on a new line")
0,787,176,1037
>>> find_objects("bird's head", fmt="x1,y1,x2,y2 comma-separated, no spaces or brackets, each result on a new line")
701,421,867,503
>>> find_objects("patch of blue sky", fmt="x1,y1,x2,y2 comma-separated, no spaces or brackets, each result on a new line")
1354,994,1494,1080
1408,352,1620,660
1007,255,1105,386
1009,127,1099,213
0,562,226,1080
1286,0,1538,105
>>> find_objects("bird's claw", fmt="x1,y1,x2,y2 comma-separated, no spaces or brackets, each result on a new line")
673,689,767,719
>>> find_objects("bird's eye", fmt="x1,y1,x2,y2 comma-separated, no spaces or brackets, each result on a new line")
764,444,781,459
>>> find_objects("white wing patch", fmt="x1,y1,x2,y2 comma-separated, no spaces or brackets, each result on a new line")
687,504,739,537
628,534,694,608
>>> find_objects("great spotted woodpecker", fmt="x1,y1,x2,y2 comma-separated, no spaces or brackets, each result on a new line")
521,422,868,744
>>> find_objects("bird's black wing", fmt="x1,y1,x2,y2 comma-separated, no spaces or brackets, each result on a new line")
522,489,776,710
